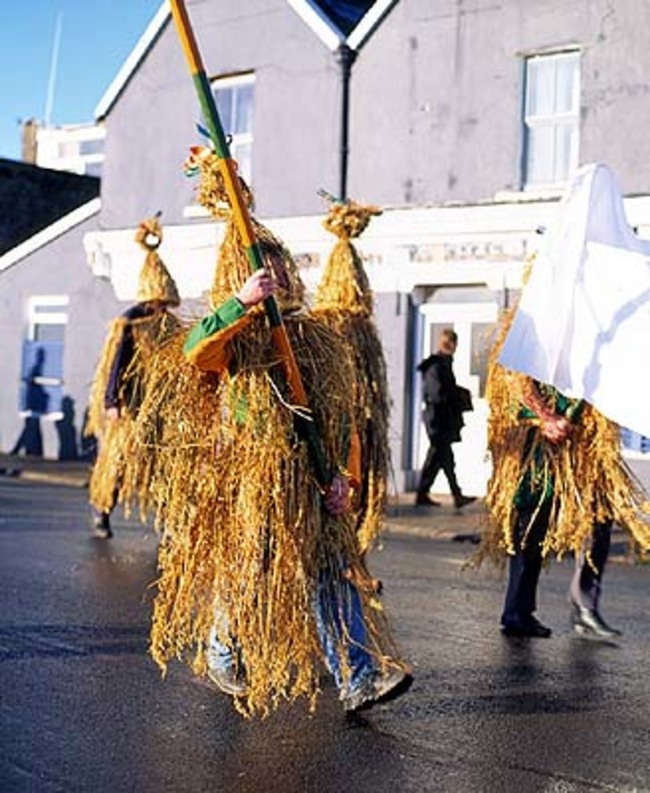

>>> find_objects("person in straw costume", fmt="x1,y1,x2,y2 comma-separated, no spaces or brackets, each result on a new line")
137,148,412,718
478,256,650,639
311,196,391,566
86,215,181,538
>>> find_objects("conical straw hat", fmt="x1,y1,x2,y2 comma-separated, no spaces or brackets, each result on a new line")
135,215,180,306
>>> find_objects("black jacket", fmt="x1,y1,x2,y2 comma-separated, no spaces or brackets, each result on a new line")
417,353,468,443
105,303,157,410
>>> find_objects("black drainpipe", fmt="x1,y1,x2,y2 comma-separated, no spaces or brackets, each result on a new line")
335,43,358,201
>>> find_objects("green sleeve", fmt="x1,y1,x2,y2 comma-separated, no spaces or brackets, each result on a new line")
183,297,247,355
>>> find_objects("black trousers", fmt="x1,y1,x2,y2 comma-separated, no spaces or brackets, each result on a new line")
570,520,613,611
416,437,461,499
502,502,612,624
502,503,550,625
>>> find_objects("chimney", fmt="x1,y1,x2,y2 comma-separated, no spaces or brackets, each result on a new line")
21,119,39,164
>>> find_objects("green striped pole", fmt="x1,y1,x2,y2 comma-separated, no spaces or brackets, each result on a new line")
169,0,330,486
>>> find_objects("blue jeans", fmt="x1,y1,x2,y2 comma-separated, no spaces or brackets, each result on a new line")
206,627,236,673
207,571,376,694
314,568,376,694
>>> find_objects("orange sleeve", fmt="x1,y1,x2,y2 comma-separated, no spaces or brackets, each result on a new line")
346,429,362,491
184,314,252,373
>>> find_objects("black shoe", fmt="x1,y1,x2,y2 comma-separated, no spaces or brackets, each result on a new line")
501,616,552,638
415,494,441,507
571,604,621,640
92,513,112,539
454,495,477,509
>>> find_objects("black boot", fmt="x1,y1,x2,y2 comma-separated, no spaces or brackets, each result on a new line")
454,494,477,509
571,604,621,639
415,493,441,507
91,511,113,539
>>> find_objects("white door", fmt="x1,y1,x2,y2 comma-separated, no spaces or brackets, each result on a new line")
412,293,498,496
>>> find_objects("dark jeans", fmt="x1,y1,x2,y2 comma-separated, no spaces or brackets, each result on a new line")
416,437,461,499
502,503,612,625
502,503,550,625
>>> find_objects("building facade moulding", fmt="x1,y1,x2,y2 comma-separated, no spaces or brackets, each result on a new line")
84,194,650,301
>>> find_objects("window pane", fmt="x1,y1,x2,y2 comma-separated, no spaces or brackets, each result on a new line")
233,142,252,184
524,51,581,187
85,162,103,178
34,324,66,343
555,55,579,113
470,322,496,398
79,139,104,156
526,125,555,184
234,84,254,134
553,123,574,181
215,87,233,132
526,58,555,117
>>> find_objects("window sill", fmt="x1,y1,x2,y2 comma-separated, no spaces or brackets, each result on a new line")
493,188,564,203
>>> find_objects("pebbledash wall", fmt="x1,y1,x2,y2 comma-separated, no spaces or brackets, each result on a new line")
0,200,122,460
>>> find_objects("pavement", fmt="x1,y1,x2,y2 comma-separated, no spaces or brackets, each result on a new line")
0,452,484,542
0,452,641,557
0,453,92,489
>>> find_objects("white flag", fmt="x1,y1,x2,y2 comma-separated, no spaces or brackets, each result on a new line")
499,163,650,436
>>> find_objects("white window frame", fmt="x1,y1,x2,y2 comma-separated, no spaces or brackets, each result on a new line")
522,49,580,191
211,72,255,185
185,73,255,219
27,295,69,342
20,295,69,419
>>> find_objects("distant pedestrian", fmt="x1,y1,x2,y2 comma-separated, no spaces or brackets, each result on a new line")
414,328,476,509
85,215,181,538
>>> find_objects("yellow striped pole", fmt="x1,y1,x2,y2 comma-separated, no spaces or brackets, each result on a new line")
169,0,329,484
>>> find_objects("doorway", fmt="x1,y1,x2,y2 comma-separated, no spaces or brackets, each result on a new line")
411,285,498,496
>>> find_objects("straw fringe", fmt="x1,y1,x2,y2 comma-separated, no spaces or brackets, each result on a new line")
136,165,403,717
131,311,400,717
477,306,650,567
312,202,391,553
87,312,183,516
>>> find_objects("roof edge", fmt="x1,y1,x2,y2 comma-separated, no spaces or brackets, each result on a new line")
95,2,170,121
286,0,344,51
348,0,398,50
0,198,101,274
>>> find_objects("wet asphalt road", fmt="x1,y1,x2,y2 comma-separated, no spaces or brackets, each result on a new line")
1,478,649,793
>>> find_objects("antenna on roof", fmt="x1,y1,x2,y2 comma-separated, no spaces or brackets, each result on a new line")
44,10,63,127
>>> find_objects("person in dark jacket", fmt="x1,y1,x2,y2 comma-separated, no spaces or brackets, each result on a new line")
414,328,476,508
